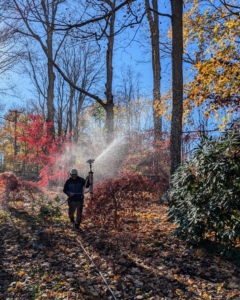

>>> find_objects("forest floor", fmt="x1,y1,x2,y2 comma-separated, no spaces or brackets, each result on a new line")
0,192,240,300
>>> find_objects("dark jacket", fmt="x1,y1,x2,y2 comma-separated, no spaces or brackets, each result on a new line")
63,176,89,201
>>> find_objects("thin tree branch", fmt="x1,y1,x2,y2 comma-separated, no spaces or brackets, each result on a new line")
148,7,172,19
27,51,47,100
50,58,106,108
52,0,136,31
220,0,240,11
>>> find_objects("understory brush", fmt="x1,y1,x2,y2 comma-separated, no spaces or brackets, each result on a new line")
0,172,62,219
85,172,161,229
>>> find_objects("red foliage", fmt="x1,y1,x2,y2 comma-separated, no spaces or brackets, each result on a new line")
20,180,44,194
16,114,53,164
14,114,72,186
84,172,160,229
0,172,47,205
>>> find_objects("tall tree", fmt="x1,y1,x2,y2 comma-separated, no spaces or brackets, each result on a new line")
0,0,23,98
145,0,163,178
104,0,116,144
170,0,183,176
59,42,103,140
114,65,143,137
145,0,162,141
12,0,69,137
34,0,142,144
25,41,103,140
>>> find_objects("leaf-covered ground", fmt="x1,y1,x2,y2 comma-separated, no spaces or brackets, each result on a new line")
0,195,240,300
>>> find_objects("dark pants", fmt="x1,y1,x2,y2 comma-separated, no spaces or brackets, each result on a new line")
68,199,84,225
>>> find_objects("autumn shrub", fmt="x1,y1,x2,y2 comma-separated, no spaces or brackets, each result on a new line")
168,133,240,249
84,172,159,229
0,172,51,207
0,172,21,204
20,180,44,193
120,131,170,194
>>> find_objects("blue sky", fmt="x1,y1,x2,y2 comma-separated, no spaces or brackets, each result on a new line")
1,0,172,100
1,0,238,134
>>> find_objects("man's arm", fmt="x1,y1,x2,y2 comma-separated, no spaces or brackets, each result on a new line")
63,180,71,197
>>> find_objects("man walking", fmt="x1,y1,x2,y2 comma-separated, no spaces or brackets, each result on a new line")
63,168,89,229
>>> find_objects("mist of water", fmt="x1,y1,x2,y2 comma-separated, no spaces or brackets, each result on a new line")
93,138,124,181
53,115,126,186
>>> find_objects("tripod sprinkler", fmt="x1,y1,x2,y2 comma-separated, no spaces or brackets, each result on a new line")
87,159,95,194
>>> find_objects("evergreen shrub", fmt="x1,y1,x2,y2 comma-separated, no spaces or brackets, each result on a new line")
168,133,240,247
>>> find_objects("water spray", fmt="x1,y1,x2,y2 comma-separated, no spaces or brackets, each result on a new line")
87,159,95,194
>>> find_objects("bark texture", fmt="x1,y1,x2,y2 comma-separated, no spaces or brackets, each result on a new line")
146,0,162,142
41,0,57,137
105,0,116,145
146,0,162,177
170,0,183,176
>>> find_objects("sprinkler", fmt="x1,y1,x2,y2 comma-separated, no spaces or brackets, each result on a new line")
87,159,95,172
87,159,95,194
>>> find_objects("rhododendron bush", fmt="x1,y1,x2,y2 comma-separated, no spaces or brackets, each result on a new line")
84,172,160,229
13,114,72,186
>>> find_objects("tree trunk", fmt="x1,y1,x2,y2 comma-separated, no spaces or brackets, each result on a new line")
170,0,183,176
145,0,162,141
105,102,114,144
73,92,85,142
43,1,56,137
46,56,55,137
105,1,115,145
146,0,162,177
68,86,75,135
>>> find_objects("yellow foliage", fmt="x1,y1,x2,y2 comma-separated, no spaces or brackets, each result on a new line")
183,0,240,116
80,286,85,292
202,292,212,299
15,281,22,291
18,270,25,277
226,20,236,29
153,90,172,121
217,282,225,292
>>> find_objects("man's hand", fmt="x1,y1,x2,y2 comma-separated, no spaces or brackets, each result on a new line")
70,192,74,197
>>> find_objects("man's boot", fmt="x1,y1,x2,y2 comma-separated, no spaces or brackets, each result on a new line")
70,217,74,223
75,223,80,230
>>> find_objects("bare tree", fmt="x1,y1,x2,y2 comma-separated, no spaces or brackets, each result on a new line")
114,65,143,137
58,41,104,140
170,0,183,176
145,0,164,179
144,0,183,176
34,0,145,144
11,0,69,136
24,51,48,117
103,0,116,144
0,0,24,99
24,40,104,140
145,0,162,141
